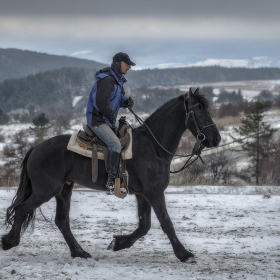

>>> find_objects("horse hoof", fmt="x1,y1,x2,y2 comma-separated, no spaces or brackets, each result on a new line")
71,251,92,259
178,251,195,262
107,236,129,251
107,239,116,251
1,235,19,251
185,257,197,264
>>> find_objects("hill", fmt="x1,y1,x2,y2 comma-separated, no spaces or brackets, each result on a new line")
0,48,107,82
0,51,280,120
1,66,280,116
0,67,95,120
127,66,280,87
1,48,280,86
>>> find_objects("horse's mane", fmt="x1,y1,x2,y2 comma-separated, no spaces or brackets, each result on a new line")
144,92,211,124
144,96,181,124
192,92,212,115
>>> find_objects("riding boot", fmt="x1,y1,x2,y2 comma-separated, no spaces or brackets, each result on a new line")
106,151,120,195
106,151,128,195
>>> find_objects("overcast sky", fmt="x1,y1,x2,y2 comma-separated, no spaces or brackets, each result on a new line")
1,0,280,69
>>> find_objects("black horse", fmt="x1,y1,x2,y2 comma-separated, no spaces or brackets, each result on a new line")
2,88,221,262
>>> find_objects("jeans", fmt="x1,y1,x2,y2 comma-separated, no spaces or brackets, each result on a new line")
88,124,121,153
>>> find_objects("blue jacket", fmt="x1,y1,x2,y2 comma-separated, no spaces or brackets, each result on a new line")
86,67,128,128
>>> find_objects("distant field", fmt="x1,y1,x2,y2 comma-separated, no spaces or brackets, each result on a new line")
178,79,280,101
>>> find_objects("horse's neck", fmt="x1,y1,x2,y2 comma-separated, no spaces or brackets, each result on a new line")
143,100,186,159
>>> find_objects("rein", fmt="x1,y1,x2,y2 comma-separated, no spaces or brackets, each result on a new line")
128,97,216,173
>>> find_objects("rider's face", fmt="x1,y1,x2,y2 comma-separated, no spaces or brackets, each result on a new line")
121,61,131,75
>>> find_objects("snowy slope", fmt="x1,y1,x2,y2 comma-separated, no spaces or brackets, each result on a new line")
187,57,275,68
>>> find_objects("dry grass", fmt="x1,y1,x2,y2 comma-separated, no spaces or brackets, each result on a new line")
213,116,241,131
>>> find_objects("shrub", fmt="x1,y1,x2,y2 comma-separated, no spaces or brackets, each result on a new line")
32,113,49,127
0,107,10,124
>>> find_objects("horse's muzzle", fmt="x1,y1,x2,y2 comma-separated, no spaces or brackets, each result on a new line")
203,134,221,148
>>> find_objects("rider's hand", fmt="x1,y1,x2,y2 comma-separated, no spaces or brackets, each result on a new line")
125,97,134,109
109,117,115,126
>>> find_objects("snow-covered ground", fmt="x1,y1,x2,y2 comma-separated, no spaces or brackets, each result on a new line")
0,187,279,279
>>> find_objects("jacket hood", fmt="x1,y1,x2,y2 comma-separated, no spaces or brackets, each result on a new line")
94,67,127,86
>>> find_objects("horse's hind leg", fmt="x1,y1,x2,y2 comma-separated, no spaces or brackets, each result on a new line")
55,181,91,259
2,212,26,250
150,193,194,262
108,194,151,251
2,189,59,251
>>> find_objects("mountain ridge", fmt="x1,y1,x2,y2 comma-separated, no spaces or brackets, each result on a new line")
0,48,107,82
1,48,280,84
1,49,280,120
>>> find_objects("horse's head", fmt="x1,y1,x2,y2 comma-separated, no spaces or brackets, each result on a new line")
185,87,221,148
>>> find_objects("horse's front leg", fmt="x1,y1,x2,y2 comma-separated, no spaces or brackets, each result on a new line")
55,182,91,259
108,194,151,251
150,193,194,262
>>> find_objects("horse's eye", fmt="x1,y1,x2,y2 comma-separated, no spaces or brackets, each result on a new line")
200,112,204,117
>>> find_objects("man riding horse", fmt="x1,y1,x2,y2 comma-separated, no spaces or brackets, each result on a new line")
86,52,135,195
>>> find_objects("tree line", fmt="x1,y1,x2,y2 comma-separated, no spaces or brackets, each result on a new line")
126,66,280,87
0,67,96,123
1,66,280,125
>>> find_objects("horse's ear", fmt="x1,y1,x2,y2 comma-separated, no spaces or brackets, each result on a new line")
194,88,199,95
188,87,195,101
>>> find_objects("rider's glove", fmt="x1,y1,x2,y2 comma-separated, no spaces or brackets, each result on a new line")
109,117,116,126
125,97,134,109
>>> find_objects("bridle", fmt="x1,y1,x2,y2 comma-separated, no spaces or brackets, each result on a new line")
128,95,216,173
183,96,216,159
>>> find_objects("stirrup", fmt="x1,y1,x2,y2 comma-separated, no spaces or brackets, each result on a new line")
106,186,127,195
120,187,127,194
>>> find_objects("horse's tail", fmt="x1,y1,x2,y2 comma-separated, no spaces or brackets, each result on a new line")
5,147,36,233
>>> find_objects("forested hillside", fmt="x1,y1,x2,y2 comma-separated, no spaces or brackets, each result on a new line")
1,64,280,120
0,48,106,82
1,49,280,86
0,67,96,119
127,66,280,87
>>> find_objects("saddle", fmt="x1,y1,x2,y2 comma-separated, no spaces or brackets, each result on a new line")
76,116,131,152
76,116,131,198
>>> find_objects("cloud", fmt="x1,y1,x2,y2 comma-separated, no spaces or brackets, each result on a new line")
1,0,280,21
70,50,93,57
0,16,279,41
0,0,279,68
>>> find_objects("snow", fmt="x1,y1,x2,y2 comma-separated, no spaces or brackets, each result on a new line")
187,57,273,68
0,187,279,279
188,59,252,68
0,123,36,153
0,123,32,137
72,96,83,107
0,143,5,151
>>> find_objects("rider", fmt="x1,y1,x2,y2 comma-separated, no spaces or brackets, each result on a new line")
86,52,135,195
